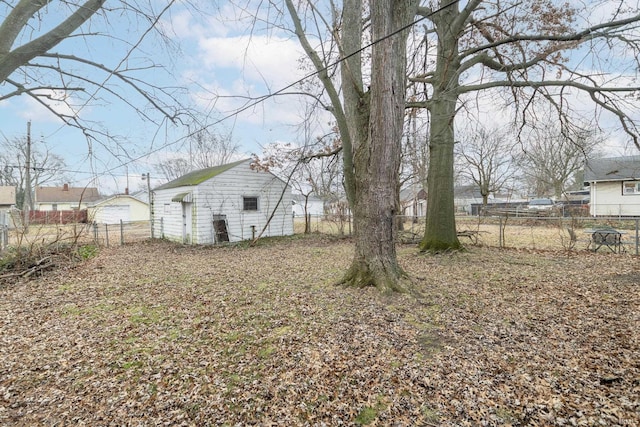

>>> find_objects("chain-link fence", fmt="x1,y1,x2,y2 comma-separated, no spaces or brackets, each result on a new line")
3,214,639,255
1,221,153,253
294,214,640,255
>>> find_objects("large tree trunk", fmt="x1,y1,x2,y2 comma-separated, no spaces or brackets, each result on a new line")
419,1,463,252
420,97,462,251
338,0,417,292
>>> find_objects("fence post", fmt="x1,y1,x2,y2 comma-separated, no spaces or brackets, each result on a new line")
636,218,640,256
105,224,109,247
0,225,6,251
93,222,98,244
120,220,125,245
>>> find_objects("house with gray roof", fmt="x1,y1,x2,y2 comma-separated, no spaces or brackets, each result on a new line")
152,159,293,244
584,155,640,216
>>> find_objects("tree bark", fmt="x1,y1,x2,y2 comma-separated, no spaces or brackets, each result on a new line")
338,0,417,292
419,1,463,252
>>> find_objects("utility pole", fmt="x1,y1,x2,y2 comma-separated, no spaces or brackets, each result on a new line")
142,173,154,238
23,121,32,228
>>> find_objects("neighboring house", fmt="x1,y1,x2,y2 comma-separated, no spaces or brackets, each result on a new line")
292,194,324,217
34,183,101,211
0,186,16,210
152,159,293,244
400,185,427,218
454,185,484,214
88,194,150,224
584,155,640,216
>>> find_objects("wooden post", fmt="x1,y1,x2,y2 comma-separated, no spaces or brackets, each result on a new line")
120,219,124,245
636,218,640,256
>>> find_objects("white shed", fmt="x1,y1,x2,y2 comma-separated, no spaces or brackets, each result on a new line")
151,159,293,244
89,194,150,224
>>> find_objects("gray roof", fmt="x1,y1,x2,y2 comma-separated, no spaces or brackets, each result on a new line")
584,155,640,183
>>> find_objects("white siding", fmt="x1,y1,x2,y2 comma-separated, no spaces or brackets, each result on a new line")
292,198,324,216
152,185,192,243
89,196,149,224
151,162,293,244
590,181,640,216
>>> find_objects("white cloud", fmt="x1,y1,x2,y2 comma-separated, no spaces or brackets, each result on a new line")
16,89,82,123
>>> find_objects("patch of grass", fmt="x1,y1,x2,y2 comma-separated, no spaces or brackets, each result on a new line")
421,405,440,423
60,303,83,316
355,406,379,425
128,305,165,325
77,244,99,260
257,344,276,359
121,360,143,370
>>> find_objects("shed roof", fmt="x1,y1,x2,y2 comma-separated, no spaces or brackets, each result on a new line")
0,186,16,205
35,185,101,204
584,155,640,183
154,159,251,191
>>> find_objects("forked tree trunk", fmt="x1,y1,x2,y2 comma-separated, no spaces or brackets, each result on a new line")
338,0,417,292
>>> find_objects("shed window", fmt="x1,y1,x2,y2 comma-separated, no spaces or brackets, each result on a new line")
623,181,640,195
243,196,258,211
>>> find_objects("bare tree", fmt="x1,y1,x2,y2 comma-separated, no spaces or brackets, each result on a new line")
188,130,240,170
0,136,70,209
456,126,517,206
153,128,240,182
519,124,602,198
154,158,192,183
0,0,197,150
407,0,640,251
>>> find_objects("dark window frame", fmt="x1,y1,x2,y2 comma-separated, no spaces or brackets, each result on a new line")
243,196,259,211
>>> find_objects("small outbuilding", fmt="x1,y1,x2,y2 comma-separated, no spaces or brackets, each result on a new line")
89,194,150,224
584,155,640,216
0,186,16,210
152,159,293,244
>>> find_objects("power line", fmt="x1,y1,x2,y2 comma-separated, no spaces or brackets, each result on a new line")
98,0,459,176
8,1,460,182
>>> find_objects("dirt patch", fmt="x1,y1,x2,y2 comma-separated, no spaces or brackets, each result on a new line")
0,236,638,426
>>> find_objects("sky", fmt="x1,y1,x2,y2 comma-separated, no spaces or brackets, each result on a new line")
0,0,638,196
0,1,326,194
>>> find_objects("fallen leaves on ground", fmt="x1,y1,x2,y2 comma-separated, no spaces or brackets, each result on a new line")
0,236,638,426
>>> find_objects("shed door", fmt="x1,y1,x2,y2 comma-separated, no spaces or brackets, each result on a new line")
101,205,130,224
182,202,192,244
212,215,229,243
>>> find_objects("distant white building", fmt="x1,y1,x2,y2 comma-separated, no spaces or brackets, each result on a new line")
152,159,293,244
88,194,150,224
584,155,640,217
292,194,324,217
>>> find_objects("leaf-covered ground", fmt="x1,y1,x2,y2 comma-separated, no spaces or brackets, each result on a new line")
1,236,638,426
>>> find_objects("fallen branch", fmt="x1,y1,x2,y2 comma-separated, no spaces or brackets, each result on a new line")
0,256,55,281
